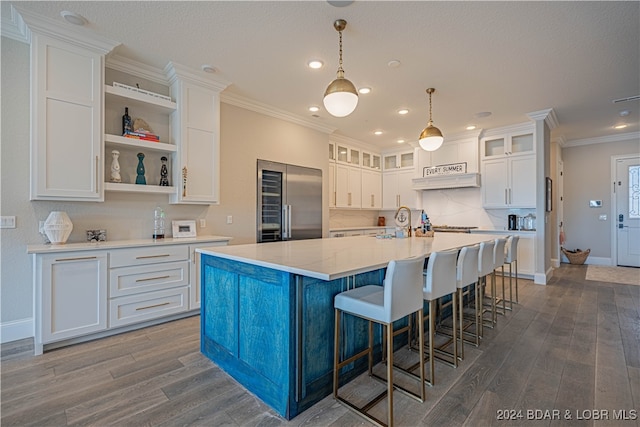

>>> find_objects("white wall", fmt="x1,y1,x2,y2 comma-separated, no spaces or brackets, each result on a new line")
0,36,330,339
562,135,640,263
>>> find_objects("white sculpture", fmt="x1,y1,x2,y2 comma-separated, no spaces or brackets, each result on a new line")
110,150,121,182
43,211,73,245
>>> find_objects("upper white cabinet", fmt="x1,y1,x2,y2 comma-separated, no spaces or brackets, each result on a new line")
481,128,534,159
362,168,382,209
382,169,419,210
166,63,230,204
383,150,414,171
335,163,362,208
481,124,536,208
335,143,361,166
29,33,116,201
362,151,381,170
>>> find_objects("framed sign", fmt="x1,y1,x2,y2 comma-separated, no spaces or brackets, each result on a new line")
172,220,197,238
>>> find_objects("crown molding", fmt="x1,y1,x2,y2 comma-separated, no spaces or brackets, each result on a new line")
527,108,559,130
165,62,231,92
106,54,169,86
480,121,534,138
329,133,373,149
10,6,120,54
562,131,640,148
221,92,336,135
1,6,29,43
553,135,567,147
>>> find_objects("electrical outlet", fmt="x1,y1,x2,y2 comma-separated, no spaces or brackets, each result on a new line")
0,216,16,228
226,215,233,224
200,219,207,228
599,214,607,221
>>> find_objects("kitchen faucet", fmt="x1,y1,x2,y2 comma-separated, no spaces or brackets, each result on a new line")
394,206,412,237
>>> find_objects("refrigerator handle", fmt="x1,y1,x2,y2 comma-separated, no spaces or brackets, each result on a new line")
282,205,292,239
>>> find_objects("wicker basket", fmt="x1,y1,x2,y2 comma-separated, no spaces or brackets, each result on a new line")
561,247,590,265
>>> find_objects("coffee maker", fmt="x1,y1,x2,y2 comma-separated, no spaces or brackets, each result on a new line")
508,214,518,230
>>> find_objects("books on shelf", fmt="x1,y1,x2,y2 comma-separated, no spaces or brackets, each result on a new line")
123,130,160,142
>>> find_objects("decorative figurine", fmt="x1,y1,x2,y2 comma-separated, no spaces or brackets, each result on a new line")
110,150,121,182
135,152,146,185
159,156,169,186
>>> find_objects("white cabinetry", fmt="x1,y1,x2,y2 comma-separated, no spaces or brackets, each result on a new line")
30,236,230,355
361,169,382,209
335,164,362,208
383,169,418,210
29,33,114,201
481,126,535,208
35,252,108,352
383,150,414,171
328,162,336,208
108,245,190,328
167,63,230,204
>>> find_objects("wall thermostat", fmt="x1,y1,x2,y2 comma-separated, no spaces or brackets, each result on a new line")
589,200,602,208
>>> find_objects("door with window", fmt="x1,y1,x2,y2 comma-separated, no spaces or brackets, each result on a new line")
616,156,640,267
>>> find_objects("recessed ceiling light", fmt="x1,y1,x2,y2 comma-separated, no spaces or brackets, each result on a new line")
474,111,492,119
309,106,320,112
398,109,409,115
60,10,87,26
396,139,405,144
374,130,383,135
466,125,477,130
387,60,401,68
201,64,217,73
358,87,371,94
327,0,354,7
307,60,324,69
614,124,628,129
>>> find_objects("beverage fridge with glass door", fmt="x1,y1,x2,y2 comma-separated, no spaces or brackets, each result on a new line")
257,160,322,243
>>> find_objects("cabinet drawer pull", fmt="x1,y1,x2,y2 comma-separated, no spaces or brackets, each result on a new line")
135,302,171,311
135,254,171,259
135,275,170,283
55,256,97,262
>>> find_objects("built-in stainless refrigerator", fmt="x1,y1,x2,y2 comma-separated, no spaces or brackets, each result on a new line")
257,160,322,243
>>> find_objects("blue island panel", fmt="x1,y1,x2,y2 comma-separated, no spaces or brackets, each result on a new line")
200,254,389,419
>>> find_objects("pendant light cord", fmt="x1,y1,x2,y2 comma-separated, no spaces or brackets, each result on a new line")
337,29,344,75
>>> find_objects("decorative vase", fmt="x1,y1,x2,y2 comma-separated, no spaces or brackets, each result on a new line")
43,211,73,245
136,152,146,185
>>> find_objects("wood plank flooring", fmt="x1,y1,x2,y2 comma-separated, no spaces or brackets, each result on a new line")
2,264,639,426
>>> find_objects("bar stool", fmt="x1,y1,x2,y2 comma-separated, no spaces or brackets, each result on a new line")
333,255,426,427
422,248,459,385
504,235,520,309
492,238,509,318
477,240,495,331
456,244,480,358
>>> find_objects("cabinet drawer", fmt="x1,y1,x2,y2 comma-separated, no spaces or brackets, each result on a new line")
109,261,189,297
110,245,189,268
109,287,189,328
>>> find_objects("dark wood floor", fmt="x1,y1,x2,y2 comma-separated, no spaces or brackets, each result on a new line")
2,264,639,426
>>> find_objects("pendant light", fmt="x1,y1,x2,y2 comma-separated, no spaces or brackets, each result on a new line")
323,19,358,117
418,88,444,151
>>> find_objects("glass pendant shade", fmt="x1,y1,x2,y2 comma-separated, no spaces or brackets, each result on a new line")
323,75,358,117
418,124,444,151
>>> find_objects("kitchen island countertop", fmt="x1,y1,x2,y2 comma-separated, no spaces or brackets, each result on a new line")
198,232,503,281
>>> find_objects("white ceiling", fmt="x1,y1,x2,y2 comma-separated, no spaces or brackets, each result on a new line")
4,1,639,150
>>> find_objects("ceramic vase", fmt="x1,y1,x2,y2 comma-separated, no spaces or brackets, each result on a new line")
43,211,73,245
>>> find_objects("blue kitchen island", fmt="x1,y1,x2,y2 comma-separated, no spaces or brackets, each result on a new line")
197,233,501,419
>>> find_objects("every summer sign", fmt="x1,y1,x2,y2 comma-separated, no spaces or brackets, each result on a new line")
423,162,467,177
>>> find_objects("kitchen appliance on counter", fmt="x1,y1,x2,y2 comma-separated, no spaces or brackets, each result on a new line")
508,214,518,230
257,160,322,243
430,225,478,233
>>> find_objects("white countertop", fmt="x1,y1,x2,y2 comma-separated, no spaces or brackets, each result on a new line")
329,226,392,232
198,233,503,281
27,235,232,254
471,228,536,234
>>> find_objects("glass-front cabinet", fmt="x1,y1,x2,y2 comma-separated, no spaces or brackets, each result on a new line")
362,151,381,170
383,150,414,170
481,128,534,159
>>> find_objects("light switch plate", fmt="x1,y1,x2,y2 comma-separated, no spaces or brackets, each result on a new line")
0,216,16,228
599,214,607,221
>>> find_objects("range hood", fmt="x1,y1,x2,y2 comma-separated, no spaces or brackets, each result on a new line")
412,173,480,190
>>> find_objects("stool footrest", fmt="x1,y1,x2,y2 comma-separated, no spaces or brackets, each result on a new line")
335,394,388,427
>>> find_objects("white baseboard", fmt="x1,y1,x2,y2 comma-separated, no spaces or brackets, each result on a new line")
1,318,33,344
560,254,612,266
551,258,560,268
